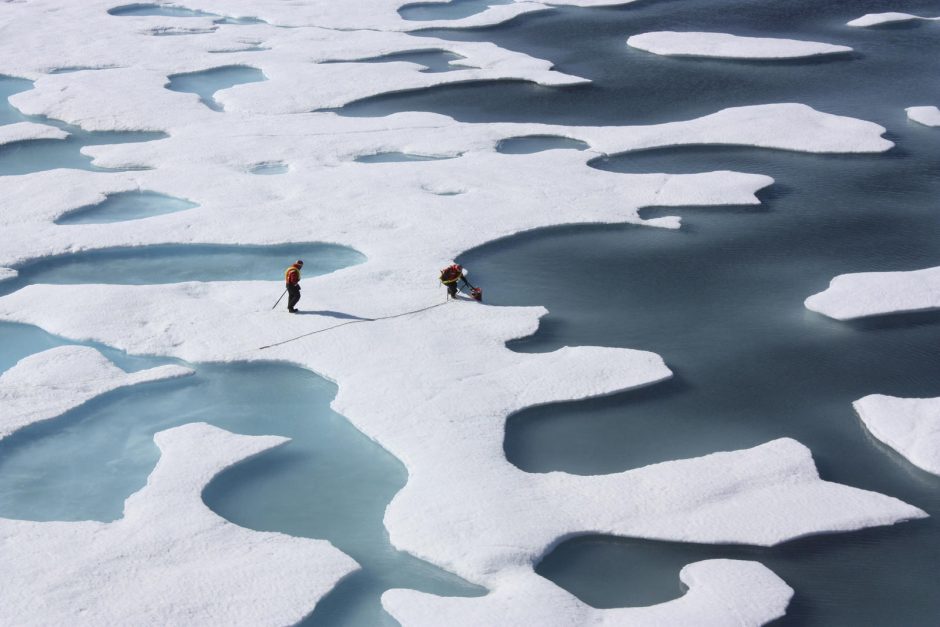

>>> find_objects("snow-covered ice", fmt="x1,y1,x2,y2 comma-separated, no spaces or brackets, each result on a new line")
0,422,358,625
0,0,925,622
627,31,852,59
907,105,940,127
0,121,67,147
385,559,793,627
0,345,191,440
854,394,940,476
805,266,940,320
848,12,940,28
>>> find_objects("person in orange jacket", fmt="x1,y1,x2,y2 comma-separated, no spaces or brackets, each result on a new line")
285,259,303,313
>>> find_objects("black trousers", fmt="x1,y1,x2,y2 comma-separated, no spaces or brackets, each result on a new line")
287,283,301,310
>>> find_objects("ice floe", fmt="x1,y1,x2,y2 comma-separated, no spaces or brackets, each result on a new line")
385,559,792,626
0,121,68,147
848,12,940,28
805,266,940,320
854,395,940,476
0,345,191,440
907,105,940,127
0,422,358,625
627,31,852,59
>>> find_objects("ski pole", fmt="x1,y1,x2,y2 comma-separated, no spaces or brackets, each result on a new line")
271,289,287,310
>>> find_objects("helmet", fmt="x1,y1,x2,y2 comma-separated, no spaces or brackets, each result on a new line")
296,260,304,266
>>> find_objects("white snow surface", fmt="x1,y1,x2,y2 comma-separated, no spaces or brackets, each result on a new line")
848,12,940,27
0,0,921,623
855,394,940,476
805,266,940,319
0,121,67,147
627,31,852,59
907,105,940,127
385,559,793,626
0,345,192,440
0,422,359,625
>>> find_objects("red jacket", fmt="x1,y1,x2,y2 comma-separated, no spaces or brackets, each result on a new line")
285,264,302,285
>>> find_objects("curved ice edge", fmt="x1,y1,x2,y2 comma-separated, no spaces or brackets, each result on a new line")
0,422,359,625
848,12,940,28
804,266,940,320
0,345,192,441
382,559,792,626
0,122,69,147
627,31,852,60
854,394,940,476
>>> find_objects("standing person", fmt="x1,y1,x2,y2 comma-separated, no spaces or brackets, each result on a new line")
439,263,475,300
285,259,303,313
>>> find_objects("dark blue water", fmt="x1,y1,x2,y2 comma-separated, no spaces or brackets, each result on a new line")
165,66,266,112
392,0,940,623
55,191,198,224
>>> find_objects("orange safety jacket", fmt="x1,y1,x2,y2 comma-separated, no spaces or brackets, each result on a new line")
285,265,302,285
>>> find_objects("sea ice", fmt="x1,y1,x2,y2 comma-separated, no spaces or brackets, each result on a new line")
805,266,940,320
0,422,358,625
0,121,68,147
627,31,852,59
847,12,940,28
0,345,191,440
907,105,940,127
854,394,940,476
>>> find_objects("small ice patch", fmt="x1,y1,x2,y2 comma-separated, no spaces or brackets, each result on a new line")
847,12,940,28
55,191,198,225
0,122,68,147
627,31,852,59
907,106,940,127
805,266,940,320
854,394,940,476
